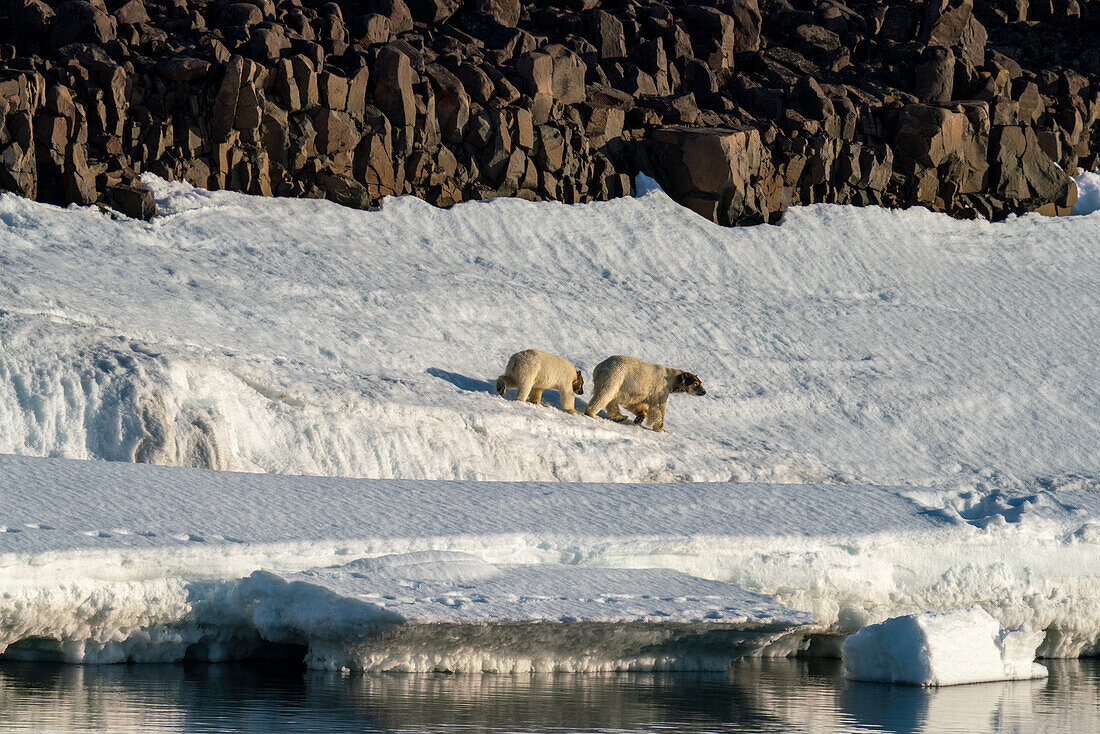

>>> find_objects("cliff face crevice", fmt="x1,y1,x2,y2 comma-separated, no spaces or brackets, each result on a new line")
0,0,1097,222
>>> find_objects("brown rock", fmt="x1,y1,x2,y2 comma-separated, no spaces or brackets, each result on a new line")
631,37,670,96
212,56,245,140
63,143,97,204
513,108,534,149
723,0,763,52
46,85,77,120
457,64,494,105
11,0,55,39
649,125,767,225
275,58,302,111
373,46,416,144
895,103,987,197
586,106,624,148
923,0,987,67
113,0,149,25
261,100,289,164
0,140,37,198
157,57,212,82
425,64,470,146
35,113,69,156
474,0,521,28
585,84,635,111
292,56,321,110
346,68,371,120
250,27,291,64
234,81,263,133
360,14,393,45
51,1,116,48
992,125,1076,203
103,184,156,219
355,130,400,198
321,72,350,111
365,0,413,35
406,0,462,24
545,44,587,106
915,46,954,104
796,24,841,53
220,3,263,28
586,10,627,59
679,7,738,69
516,51,554,122
536,124,565,171
317,169,371,208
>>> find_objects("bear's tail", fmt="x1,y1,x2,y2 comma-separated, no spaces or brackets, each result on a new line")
495,376,507,397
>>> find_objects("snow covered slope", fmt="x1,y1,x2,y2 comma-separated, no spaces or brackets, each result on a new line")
1,454,1097,666
1,173,1098,488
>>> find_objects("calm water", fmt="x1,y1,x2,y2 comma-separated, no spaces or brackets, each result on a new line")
0,658,1096,734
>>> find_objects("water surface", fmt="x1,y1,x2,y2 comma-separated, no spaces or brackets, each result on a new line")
1,658,1096,733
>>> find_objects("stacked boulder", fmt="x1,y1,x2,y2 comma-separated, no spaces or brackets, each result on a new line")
0,0,1097,223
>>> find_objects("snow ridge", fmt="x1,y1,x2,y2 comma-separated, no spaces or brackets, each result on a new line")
1,173,1098,488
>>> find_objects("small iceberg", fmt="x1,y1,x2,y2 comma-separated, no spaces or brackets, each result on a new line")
842,607,1048,686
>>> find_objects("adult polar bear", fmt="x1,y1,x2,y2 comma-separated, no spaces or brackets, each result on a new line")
496,349,584,414
584,355,706,431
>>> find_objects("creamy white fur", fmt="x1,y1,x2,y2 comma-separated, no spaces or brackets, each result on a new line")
496,349,582,414
584,355,704,431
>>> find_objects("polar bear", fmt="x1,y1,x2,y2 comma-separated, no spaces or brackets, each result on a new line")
495,349,584,414
583,355,706,431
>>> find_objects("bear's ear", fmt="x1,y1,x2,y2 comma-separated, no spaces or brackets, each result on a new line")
672,372,688,390
576,369,583,382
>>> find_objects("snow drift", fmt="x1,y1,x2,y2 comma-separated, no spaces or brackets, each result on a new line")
1,173,1098,489
842,607,1048,686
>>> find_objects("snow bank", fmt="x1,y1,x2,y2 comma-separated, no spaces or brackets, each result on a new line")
1073,169,1100,215
1,175,1098,489
239,551,811,672
842,607,1048,686
1,455,1098,667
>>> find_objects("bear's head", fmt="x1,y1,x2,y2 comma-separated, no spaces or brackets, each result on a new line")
573,370,584,395
673,371,706,396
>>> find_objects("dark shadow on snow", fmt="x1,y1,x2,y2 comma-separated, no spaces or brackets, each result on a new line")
427,368,498,395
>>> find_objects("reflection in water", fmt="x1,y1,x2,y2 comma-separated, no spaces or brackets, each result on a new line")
0,658,1096,733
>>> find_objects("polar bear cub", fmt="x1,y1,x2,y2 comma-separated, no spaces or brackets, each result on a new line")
496,349,584,414
583,355,706,431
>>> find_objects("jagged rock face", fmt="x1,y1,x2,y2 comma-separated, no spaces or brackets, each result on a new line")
0,1,1098,223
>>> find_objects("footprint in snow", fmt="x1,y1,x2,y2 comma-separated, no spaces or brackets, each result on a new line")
1,526,22,533
24,523,54,530
82,530,112,538
170,533,205,543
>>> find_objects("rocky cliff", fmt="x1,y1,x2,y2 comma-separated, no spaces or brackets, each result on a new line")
0,0,1097,223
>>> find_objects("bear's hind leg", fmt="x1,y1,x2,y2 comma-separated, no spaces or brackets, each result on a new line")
604,401,628,422
559,387,577,414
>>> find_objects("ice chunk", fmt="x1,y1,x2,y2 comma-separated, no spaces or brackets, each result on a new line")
842,607,1048,686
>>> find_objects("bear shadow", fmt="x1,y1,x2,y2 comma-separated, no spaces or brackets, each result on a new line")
426,368,496,395
427,367,589,412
